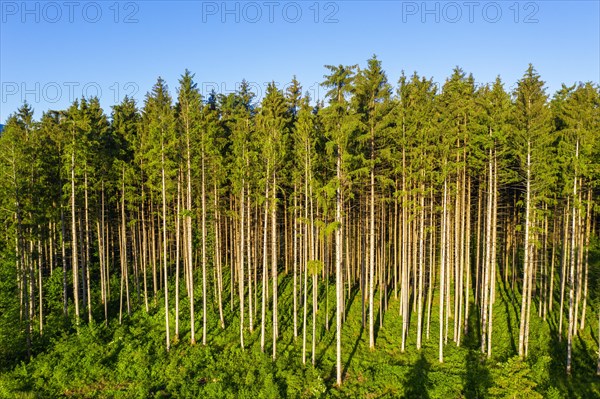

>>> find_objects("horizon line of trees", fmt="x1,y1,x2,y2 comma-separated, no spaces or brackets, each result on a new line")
1,57,599,385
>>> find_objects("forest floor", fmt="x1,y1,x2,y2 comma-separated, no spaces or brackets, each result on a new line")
1,273,599,398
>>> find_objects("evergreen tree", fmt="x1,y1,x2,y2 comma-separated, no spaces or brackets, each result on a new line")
322,63,357,386
143,77,177,351
513,64,552,359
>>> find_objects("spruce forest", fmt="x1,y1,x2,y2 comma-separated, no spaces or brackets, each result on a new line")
1,58,599,398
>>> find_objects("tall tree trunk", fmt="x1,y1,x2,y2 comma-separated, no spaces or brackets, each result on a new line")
416,182,425,350
519,142,532,358
239,183,246,349
488,155,498,357
401,147,408,352
559,202,569,339
439,177,448,363
261,181,268,353
464,176,472,336
84,169,92,323
71,134,80,328
427,190,436,340
161,139,170,351
368,126,376,350
247,185,253,333
597,310,600,376
293,187,298,339
335,148,343,385
201,147,207,345
214,183,225,329
272,172,278,360
580,189,591,330
566,140,579,375
312,267,318,366
37,238,43,335
482,148,492,354
549,207,557,313
186,118,196,344
302,214,309,364
175,170,181,341
121,169,130,317
60,197,68,320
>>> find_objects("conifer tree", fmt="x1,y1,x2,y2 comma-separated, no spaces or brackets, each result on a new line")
513,65,552,359
354,55,392,351
143,77,177,351
322,63,357,386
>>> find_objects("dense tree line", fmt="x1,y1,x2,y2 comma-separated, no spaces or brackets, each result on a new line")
1,58,599,386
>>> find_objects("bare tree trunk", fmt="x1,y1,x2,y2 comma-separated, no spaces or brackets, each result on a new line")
175,170,181,341
151,200,157,301
464,176,471,336
272,172,278,360
475,184,482,306
559,203,569,339
37,238,43,335
312,269,318,366
261,182,268,352
175,171,183,342
368,132,376,350
101,182,108,323
302,212,308,364
567,141,579,375
239,184,246,349
121,170,130,317
247,185,253,334
580,189,591,330
597,310,600,376
84,170,92,323
118,203,125,325
401,147,408,352
426,190,435,340
201,149,207,344
335,149,343,385
71,135,80,328
488,155,498,358
293,187,298,339
454,158,461,344
215,183,224,329
549,207,557,313
416,182,425,350
518,142,532,358
482,147,492,355
161,140,170,352
439,177,448,363
60,197,68,320
394,180,399,300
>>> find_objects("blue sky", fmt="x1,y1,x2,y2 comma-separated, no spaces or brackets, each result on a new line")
1,0,599,121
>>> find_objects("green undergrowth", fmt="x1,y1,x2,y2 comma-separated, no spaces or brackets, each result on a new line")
1,272,599,398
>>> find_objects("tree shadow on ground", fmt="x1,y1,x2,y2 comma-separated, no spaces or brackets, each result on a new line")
342,324,363,380
373,285,394,344
402,353,431,399
344,287,359,322
462,303,492,399
498,279,517,354
543,321,599,399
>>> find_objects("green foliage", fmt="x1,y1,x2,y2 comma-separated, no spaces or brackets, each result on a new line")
488,357,543,399
1,63,600,399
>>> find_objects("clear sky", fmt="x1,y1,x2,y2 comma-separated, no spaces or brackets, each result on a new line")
1,0,599,122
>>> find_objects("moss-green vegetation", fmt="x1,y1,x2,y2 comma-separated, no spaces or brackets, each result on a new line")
1,269,598,398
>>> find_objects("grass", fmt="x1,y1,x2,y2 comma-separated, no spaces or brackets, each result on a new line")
1,268,599,398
